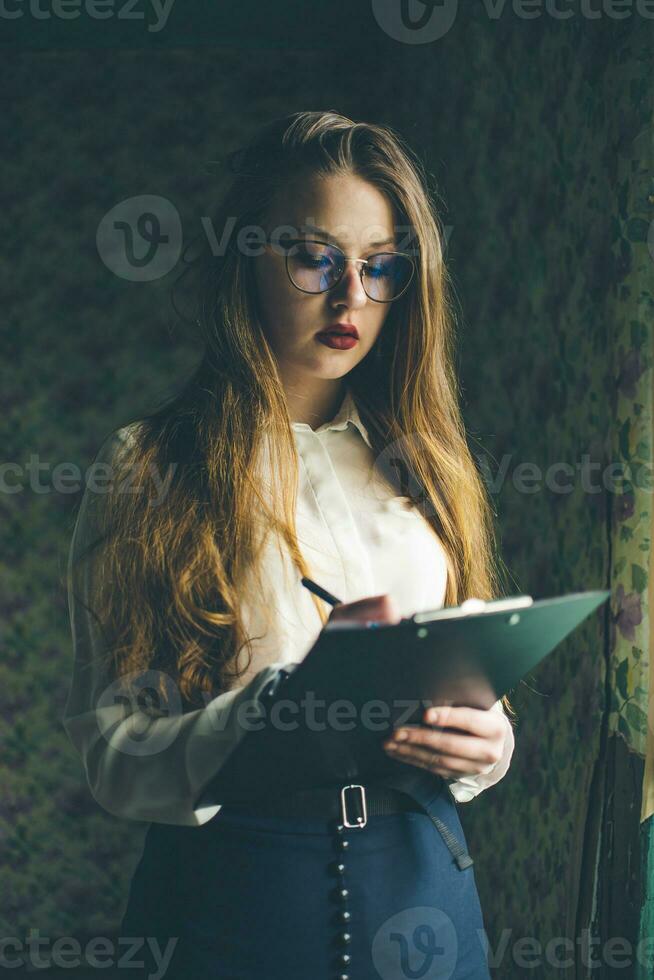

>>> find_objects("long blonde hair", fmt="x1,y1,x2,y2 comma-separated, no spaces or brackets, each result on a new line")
72,109,516,721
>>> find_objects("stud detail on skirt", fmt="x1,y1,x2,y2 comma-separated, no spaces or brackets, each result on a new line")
329,811,355,977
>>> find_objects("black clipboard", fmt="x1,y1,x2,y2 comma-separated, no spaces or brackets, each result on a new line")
195,589,610,808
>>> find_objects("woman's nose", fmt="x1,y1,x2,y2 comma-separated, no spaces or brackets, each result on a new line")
332,260,368,306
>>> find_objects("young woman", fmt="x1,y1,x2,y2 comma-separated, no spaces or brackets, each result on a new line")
64,110,516,980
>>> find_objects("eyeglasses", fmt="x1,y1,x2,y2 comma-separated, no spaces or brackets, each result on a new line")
264,237,415,303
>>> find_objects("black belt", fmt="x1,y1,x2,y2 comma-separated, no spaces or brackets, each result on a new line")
219,782,422,828
220,780,474,872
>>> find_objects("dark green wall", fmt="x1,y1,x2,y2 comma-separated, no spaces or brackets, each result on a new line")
3,7,652,979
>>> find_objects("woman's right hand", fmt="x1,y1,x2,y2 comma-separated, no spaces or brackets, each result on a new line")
326,593,402,628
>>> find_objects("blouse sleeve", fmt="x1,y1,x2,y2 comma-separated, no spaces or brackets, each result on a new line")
61,427,287,827
446,699,516,804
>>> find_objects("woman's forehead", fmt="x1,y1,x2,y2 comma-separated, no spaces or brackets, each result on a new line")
264,178,399,252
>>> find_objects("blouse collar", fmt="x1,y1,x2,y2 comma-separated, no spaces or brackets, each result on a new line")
290,387,372,449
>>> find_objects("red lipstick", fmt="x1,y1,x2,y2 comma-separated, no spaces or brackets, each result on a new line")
315,322,359,350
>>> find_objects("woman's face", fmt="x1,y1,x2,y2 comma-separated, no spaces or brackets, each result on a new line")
253,172,399,388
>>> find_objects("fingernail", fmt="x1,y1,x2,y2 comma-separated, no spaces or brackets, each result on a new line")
394,730,408,741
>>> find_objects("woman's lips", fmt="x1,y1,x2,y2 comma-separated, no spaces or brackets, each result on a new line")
315,332,359,350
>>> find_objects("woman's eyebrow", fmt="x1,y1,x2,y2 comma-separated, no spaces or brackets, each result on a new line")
299,224,397,249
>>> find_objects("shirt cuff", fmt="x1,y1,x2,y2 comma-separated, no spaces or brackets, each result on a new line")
446,701,516,804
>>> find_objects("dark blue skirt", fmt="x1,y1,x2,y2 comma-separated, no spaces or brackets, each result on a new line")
120,779,491,979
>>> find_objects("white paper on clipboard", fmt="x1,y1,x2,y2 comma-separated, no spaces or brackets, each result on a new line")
322,594,534,631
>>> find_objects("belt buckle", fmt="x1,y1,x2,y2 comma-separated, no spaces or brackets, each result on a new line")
340,784,368,829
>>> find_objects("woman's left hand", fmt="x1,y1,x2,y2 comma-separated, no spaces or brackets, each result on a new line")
383,704,507,780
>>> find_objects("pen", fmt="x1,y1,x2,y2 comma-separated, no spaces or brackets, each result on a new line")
301,576,385,629
300,576,342,607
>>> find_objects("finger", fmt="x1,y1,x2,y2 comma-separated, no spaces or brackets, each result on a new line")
375,593,401,623
424,704,505,739
330,594,400,624
390,727,500,767
386,742,479,777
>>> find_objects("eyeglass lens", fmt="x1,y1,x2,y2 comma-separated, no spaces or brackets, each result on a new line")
286,241,413,302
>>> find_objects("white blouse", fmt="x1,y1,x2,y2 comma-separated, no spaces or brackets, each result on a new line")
62,386,515,826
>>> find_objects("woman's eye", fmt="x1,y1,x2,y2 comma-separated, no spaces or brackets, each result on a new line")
367,261,392,278
298,251,331,268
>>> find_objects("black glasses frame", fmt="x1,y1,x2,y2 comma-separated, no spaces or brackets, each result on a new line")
265,236,416,304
